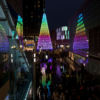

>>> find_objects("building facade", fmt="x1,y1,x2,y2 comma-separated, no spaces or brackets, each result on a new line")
0,0,32,99
23,0,45,38
50,26,69,49
68,0,100,75
6,0,23,18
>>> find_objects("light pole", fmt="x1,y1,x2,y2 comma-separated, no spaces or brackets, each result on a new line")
33,42,36,100
10,45,16,100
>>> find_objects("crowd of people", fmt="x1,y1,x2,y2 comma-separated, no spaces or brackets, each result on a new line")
35,50,97,100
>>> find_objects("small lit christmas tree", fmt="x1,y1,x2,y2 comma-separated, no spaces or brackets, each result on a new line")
37,11,53,50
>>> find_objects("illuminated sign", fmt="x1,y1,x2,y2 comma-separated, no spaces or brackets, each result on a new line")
27,44,33,46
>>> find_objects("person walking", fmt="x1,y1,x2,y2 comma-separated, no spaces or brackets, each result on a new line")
60,92,65,100
44,85,48,100
50,82,54,96
52,90,59,100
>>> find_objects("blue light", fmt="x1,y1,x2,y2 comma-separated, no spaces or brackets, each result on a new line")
16,35,19,39
27,44,33,46
12,31,15,39
79,14,82,18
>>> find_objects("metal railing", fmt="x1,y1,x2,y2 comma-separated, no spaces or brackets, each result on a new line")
20,50,30,71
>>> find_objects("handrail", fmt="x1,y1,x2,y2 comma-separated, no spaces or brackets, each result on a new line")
20,77,31,100
20,50,30,71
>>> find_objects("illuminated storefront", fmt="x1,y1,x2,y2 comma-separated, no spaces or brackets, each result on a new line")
24,40,34,51
55,26,69,50
56,26,69,40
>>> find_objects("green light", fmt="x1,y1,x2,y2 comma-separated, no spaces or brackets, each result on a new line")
12,31,15,39
16,15,23,37
68,31,69,39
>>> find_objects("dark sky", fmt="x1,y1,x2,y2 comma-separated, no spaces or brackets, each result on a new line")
45,0,86,31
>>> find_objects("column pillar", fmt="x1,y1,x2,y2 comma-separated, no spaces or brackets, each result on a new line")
33,46,36,100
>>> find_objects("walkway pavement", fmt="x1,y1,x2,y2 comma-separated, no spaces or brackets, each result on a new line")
27,56,97,100
64,57,93,80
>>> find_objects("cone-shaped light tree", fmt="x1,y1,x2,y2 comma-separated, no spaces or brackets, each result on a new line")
73,14,89,53
37,12,53,50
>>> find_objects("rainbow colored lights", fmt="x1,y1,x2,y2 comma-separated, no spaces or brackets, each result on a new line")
0,24,9,53
12,31,15,39
37,13,53,50
16,15,23,37
16,15,23,45
73,14,89,53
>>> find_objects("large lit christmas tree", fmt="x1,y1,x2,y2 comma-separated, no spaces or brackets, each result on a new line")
37,12,53,50
73,14,89,54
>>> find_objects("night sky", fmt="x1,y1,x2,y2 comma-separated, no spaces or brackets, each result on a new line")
45,0,86,31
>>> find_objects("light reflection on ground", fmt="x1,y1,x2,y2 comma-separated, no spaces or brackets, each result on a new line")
41,63,51,86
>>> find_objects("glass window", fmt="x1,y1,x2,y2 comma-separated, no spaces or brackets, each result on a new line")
31,12,33,15
61,35,65,40
26,6,28,8
31,16,33,18
56,29,58,33
66,35,68,39
57,36,60,40
38,4,40,7
34,5,36,8
65,31,67,35
34,16,36,18
59,28,60,32
68,31,69,39
62,26,68,31
0,5,5,17
57,32,61,36
38,1,40,3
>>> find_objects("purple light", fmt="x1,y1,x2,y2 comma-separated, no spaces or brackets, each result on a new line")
73,14,89,54
40,63,47,70
56,65,62,77
37,13,53,50
50,65,52,69
48,58,52,63
37,36,53,50
73,51,87,57
0,25,9,53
